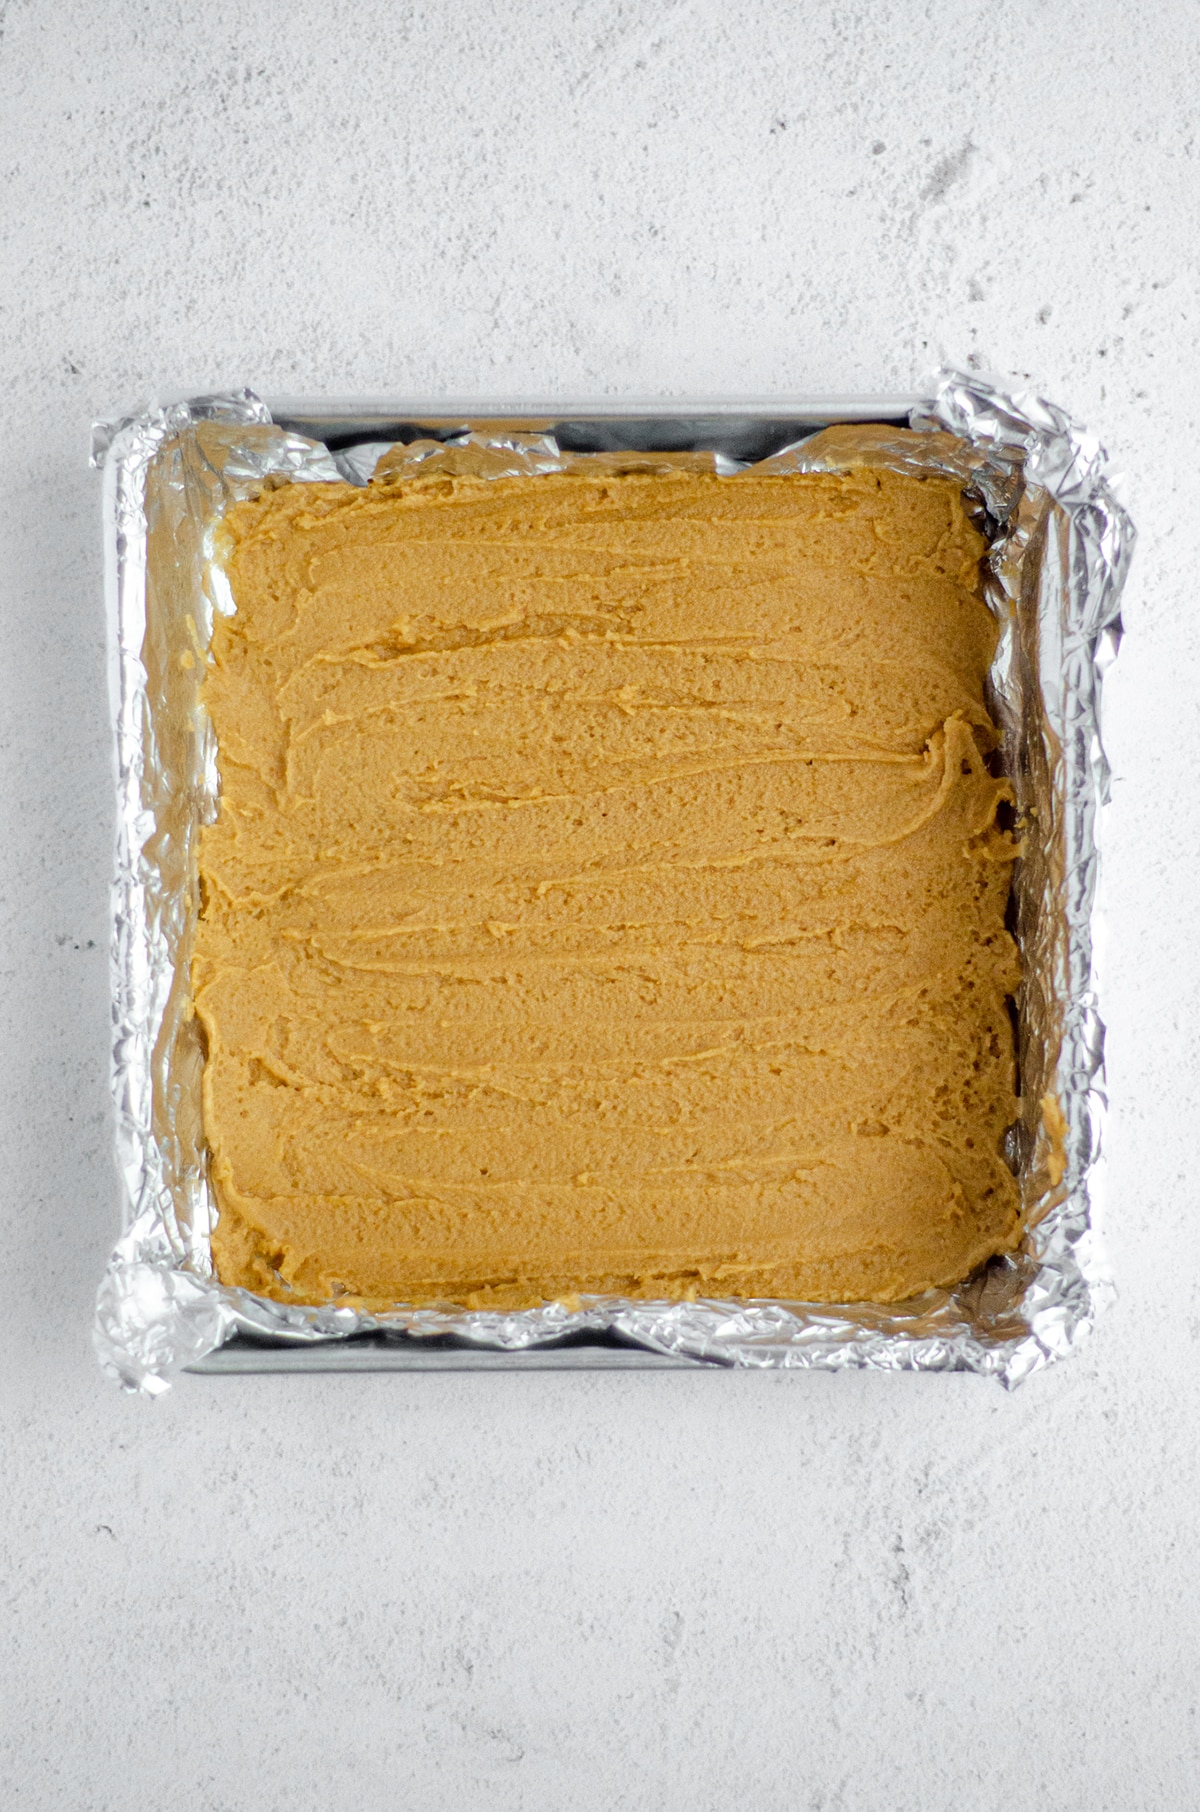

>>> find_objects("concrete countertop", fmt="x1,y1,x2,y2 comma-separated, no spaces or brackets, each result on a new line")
1,3,1196,1807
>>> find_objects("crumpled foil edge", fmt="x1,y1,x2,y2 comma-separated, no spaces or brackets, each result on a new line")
92,371,1133,1392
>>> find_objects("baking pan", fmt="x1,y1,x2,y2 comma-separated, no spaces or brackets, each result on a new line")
92,376,1131,1389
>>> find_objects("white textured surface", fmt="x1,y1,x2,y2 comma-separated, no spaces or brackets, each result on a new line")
1,2,1197,1806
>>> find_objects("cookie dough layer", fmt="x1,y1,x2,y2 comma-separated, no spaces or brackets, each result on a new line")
195,461,1022,1308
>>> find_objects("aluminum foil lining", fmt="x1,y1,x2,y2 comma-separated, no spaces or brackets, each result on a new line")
92,372,1134,1393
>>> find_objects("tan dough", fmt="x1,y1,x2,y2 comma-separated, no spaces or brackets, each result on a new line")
194,462,1022,1308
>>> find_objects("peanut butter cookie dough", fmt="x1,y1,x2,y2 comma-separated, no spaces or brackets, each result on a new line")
194,460,1022,1308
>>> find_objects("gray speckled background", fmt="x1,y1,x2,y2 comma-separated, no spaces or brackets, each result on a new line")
1,3,1197,1807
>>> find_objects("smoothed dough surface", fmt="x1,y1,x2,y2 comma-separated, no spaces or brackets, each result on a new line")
195,462,1022,1308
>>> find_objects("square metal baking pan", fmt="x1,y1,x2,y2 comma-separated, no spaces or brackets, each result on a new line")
96,377,1126,1388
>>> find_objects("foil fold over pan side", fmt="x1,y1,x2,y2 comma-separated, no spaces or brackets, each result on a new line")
92,372,1133,1392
